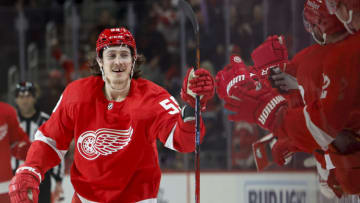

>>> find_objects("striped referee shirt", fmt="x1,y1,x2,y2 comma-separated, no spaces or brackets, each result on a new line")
12,110,64,182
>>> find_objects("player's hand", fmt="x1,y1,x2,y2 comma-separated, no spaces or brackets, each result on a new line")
215,55,256,100
331,130,360,155
9,166,41,203
268,65,299,92
251,35,288,79
223,79,287,131
181,67,214,111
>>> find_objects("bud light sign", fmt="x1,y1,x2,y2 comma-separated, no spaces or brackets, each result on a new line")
245,180,311,203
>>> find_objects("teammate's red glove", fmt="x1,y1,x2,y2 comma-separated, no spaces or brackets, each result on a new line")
224,80,287,131
9,166,42,203
271,137,296,166
252,134,295,170
215,55,256,100
251,35,288,79
181,67,214,111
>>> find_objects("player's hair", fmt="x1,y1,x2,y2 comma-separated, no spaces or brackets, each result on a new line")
89,48,146,79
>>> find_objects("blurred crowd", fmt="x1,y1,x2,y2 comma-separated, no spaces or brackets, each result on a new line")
0,0,312,171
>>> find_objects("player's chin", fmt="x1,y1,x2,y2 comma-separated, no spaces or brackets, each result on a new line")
109,75,129,85
110,72,129,80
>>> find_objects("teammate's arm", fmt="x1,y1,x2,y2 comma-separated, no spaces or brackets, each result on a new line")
7,104,31,160
9,86,75,203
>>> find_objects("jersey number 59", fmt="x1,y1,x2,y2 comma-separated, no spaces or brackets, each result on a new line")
159,96,181,115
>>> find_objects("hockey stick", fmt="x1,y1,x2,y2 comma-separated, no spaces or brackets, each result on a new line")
177,0,201,203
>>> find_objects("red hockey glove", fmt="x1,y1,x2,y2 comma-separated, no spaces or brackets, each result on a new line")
252,134,295,171
251,35,288,79
271,137,296,166
224,80,287,131
215,55,256,100
181,67,214,111
9,166,42,203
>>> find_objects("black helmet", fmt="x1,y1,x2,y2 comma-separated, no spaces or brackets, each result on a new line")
15,81,36,97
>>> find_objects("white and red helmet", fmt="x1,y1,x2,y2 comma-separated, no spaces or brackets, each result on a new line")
303,0,345,45
325,0,360,34
96,27,137,58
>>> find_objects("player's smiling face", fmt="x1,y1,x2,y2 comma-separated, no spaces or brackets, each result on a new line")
102,46,133,79
98,45,134,91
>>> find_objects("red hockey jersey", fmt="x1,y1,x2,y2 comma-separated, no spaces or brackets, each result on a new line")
0,102,29,193
274,43,335,153
25,76,205,202
274,32,360,161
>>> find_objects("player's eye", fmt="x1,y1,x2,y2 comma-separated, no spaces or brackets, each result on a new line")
120,53,130,58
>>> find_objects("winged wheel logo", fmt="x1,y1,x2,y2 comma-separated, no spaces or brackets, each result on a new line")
77,127,133,160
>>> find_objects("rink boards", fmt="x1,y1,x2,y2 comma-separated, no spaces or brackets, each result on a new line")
61,171,318,203
158,171,317,203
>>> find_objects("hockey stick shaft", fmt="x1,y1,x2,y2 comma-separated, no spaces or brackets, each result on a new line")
178,0,200,202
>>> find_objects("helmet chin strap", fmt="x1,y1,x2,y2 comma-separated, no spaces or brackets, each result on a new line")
336,10,355,34
100,66,106,82
312,32,327,45
130,57,136,79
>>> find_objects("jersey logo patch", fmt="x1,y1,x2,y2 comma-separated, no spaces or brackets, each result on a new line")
77,127,133,160
0,124,8,140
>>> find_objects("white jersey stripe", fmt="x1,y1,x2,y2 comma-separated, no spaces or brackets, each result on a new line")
34,130,67,161
164,124,178,151
324,153,336,170
303,106,334,150
0,180,10,194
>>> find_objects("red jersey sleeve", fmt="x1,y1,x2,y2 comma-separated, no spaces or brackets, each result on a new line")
6,104,30,160
24,85,75,175
149,92,205,153
7,104,29,145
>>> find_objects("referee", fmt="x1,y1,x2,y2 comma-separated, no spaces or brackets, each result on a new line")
12,81,64,203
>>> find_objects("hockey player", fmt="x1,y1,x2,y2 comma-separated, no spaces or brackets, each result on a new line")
8,27,215,203
216,0,359,197
13,81,64,203
316,0,360,195
0,102,30,203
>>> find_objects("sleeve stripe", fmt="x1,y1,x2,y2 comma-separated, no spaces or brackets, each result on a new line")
164,124,178,151
0,180,10,193
34,130,67,162
324,153,335,170
303,106,334,150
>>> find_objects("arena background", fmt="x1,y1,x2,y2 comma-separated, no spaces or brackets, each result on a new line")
0,0,358,202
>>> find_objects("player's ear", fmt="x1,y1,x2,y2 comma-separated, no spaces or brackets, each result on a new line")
96,57,103,68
